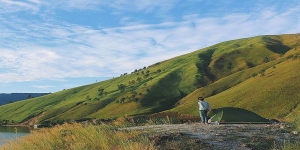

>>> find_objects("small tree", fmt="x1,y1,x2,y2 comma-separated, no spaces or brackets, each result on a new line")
137,77,142,82
120,97,126,103
98,88,105,96
264,56,270,62
132,80,136,84
86,95,91,101
118,84,126,92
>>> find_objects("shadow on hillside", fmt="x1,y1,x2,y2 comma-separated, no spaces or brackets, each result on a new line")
195,49,215,87
262,36,291,54
139,71,186,113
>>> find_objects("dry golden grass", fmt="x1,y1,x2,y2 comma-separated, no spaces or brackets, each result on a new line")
0,123,155,150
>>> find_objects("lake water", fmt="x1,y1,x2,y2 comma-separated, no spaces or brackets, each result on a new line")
0,126,30,145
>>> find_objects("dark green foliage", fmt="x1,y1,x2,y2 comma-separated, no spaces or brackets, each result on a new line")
117,84,126,92
246,62,255,68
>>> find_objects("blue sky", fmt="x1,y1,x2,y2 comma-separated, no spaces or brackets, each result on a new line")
1,0,300,93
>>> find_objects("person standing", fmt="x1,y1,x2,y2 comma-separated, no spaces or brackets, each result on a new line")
198,97,210,124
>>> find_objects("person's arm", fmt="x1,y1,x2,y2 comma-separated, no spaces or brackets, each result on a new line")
206,102,211,111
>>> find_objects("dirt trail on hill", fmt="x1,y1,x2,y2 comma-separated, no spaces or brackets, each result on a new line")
123,123,299,150
20,112,45,126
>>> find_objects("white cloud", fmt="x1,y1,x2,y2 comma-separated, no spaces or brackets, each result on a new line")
31,85,55,90
105,0,178,12
0,1,300,84
0,0,43,13
0,0,173,13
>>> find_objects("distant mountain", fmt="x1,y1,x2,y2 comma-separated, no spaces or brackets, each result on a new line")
0,33,299,125
0,93,49,106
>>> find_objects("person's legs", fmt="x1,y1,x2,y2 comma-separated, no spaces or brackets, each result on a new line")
204,110,208,124
200,110,206,123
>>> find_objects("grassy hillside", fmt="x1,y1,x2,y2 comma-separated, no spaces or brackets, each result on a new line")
170,34,300,120
0,33,299,125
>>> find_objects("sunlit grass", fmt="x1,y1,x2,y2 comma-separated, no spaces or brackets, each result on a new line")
0,123,155,150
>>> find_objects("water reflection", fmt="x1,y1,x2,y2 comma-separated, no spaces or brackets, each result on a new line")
0,126,31,146
0,126,31,133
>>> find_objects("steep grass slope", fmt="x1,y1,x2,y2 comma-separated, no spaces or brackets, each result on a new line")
170,35,300,120
0,34,299,124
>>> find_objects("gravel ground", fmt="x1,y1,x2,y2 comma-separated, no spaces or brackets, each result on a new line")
123,123,300,150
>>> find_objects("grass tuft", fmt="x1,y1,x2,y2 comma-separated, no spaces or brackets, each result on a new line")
271,140,300,150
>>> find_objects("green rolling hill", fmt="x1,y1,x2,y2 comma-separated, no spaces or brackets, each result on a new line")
0,33,299,125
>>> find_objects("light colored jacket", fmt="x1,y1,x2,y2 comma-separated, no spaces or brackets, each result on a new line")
198,101,210,110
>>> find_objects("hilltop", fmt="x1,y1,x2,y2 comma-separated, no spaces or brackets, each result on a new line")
0,33,299,125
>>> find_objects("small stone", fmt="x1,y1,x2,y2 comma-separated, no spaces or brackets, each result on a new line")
292,131,298,135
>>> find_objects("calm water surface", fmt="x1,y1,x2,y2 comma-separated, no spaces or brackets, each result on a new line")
0,126,30,145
